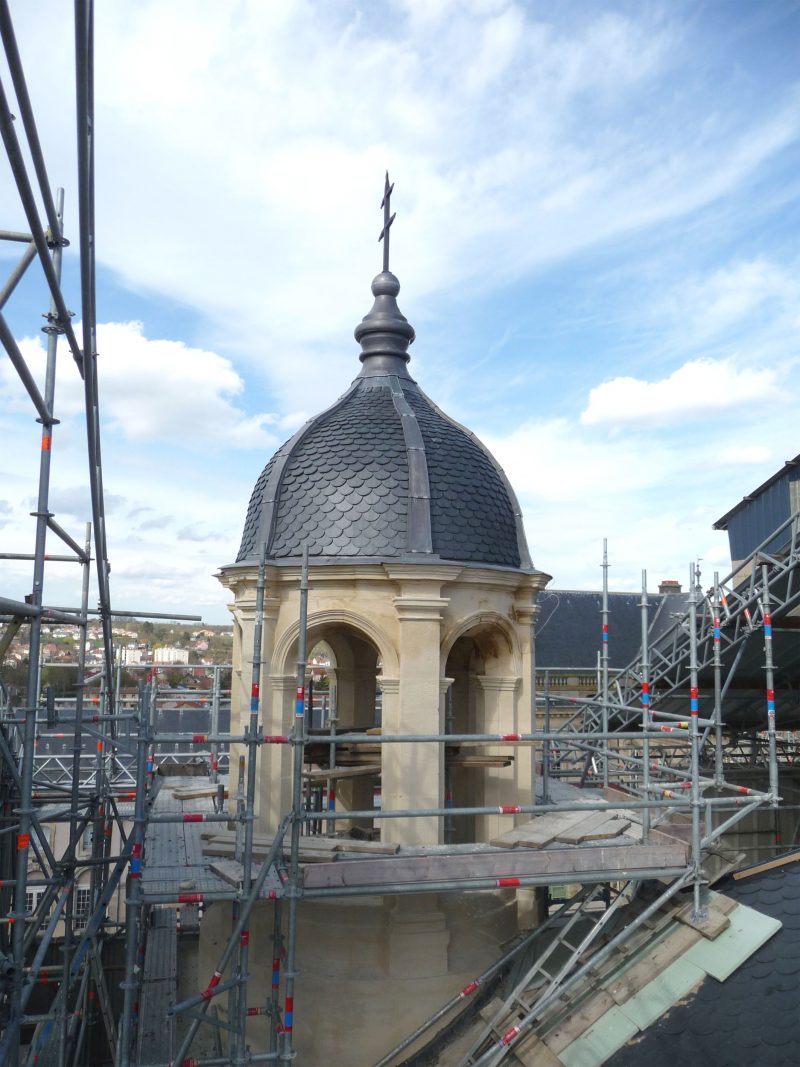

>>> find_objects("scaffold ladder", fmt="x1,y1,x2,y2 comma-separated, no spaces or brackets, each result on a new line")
460,882,632,1066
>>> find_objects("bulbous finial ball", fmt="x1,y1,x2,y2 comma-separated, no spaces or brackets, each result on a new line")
371,271,400,298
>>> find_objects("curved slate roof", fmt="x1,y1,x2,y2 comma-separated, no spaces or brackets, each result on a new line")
606,858,800,1067
235,269,532,571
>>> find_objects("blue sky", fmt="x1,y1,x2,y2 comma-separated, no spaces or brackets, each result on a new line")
2,0,800,623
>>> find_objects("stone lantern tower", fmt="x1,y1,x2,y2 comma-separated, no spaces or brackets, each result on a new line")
209,182,551,1062
218,179,550,848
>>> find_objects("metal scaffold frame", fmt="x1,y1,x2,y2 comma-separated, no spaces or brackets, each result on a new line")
1,5,797,1067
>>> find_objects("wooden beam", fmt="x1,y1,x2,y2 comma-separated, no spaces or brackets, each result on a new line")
303,764,380,782
732,849,800,880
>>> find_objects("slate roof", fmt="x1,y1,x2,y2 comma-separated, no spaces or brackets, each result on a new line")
234,269,533,572
606,857,800,1067
535,590,662,671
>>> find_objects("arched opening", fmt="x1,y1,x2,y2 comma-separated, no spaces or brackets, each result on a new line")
444,621,519,843
301,623,382,837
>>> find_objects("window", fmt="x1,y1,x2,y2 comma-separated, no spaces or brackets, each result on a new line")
81,824,93,854
25,888,50,920
74,887,92,929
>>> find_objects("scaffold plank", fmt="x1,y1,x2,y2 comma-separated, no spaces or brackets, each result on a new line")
302,843,689,890
555,812,631,844
136,908,177,1065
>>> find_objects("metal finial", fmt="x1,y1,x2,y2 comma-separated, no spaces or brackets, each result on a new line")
378,171,395,273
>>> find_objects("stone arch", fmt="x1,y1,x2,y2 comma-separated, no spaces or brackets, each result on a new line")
443,615,522,844
273,610,394,836
441,611,521,677
272,609,399,680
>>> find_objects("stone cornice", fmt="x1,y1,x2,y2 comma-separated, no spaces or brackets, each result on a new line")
218,560,551,595
383,564,463,583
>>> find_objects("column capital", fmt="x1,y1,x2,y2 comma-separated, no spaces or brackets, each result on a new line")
378,676,400,695
238,596,280,624
393,596,449,623
477,675,520,693
269,674,297,692
439,676,454,695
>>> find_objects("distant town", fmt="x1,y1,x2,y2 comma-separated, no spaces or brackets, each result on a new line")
2,621,234,695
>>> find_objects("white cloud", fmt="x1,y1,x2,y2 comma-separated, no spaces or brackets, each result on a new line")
480,396,800,595
484,418,669,502
660,259,800,343
580,358,779,428
5,3,797,412
2,322,286,449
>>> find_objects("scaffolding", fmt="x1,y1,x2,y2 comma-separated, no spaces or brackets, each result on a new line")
1,5,798,1066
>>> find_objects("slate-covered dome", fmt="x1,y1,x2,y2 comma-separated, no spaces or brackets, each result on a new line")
236,219,532,571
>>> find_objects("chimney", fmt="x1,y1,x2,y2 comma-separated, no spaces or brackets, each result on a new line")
658,579,682,594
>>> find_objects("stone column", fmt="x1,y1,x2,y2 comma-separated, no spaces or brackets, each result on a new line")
229,579,280,827
383,570,454,846
376,677,399,843
256,673,295,833
514,590,540,817
476,675,520,842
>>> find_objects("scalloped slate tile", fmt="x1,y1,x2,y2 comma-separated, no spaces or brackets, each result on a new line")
235,375,525,568
607,862,800,1067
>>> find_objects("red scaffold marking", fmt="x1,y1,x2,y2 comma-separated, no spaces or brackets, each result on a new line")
263,735,290,744
497,877,521,888
460,980,480,997
17,833,30,851
500,733,522,741
240,930,250,946
252,682,260,699
178,892,204,904
183,814,204,823
500,1024,521,1047
41,436,52,452
499,805,521,814
192,734,208,743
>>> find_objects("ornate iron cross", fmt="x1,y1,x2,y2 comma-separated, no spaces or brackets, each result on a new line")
378,171,395,273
